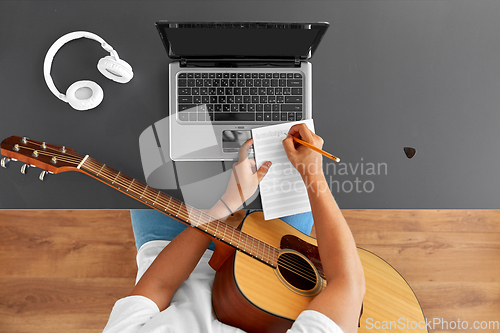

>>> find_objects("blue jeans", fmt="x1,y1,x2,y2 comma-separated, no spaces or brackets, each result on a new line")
130,209,314,251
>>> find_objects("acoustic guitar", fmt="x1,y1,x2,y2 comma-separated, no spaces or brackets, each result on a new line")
1,136,428,333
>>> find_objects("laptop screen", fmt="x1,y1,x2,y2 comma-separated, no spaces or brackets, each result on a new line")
156,22,329,60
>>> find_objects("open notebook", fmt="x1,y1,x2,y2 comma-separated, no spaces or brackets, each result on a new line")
252,119,314,220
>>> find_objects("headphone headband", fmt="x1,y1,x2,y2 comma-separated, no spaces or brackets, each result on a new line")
43,31,120,102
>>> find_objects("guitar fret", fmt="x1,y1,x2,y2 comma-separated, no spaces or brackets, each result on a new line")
262,243,267,263
229,228,235,245
114,173,131,189
165,196,172,212
222,224,228,241
175,202,181,217
186,206,193,224
244,234,249,254
180,203,188,221
218,223,224,240
192,206,198,225
154,192,163,209
158,193,168,211
152,191,160,206
100,167,114,182
194,210,201,228
103,167,120,184
236,230,242,249
185,205,190,223
140,185,148,199
126,179,134,192
188,206,195,225
143,187,155,202
213,221,219,236
226,224,231,242
197,210,203,228
198,221,211,234
112,171,121,184
96,164,105,176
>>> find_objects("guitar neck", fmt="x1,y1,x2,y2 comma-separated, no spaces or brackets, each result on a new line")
77,156,278,268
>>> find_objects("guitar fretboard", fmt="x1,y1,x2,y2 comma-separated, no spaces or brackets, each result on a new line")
80,157,279,267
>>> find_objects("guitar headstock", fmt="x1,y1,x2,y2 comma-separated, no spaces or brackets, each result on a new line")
1,136,84,179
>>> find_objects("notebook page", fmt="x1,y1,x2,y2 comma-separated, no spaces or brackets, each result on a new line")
252,119,314,220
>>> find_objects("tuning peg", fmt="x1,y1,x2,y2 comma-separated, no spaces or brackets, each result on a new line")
1,157,10,168
39,170,47,181
20,163,30,174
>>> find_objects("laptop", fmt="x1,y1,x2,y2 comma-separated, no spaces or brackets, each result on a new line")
155,21,329,161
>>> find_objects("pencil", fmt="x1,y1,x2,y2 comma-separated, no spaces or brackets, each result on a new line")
292,136,341,162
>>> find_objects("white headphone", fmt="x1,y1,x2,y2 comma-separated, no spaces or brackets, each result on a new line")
43,31,133,111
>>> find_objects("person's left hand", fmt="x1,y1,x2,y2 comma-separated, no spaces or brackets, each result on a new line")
221,138,272,212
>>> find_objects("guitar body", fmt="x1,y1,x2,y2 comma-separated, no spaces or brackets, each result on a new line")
213,212,322,332
213,212,428,333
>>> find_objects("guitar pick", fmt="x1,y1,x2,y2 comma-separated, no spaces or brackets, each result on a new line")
404,147,416,159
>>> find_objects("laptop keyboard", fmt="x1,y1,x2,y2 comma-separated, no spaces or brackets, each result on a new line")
177,72,304,122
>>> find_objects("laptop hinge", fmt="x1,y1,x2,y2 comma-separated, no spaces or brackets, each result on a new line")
179,58,301,68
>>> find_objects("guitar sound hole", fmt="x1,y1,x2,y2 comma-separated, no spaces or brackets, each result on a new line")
277,252,317,291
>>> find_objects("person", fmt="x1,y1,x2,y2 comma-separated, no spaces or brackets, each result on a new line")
103,123,365,333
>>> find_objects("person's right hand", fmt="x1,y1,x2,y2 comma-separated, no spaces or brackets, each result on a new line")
282,123,325,180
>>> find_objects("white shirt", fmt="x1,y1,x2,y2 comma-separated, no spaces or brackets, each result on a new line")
103,240,343,333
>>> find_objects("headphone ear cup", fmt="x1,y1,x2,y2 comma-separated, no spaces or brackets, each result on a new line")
65,80,104,111
97,56,133,83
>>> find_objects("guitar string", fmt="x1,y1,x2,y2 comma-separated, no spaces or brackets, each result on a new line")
17,150,81,164
18,140,308,269
12,146,83,164
277,255,318,281
83,158,320,282
11,148,83,166
23,139,87,159
82,158,319,281
276,263,317,283
83,160,248,241
12,142,322,281
24,152,318,280
82,164,315,280
13,152,281,265
21,148,304,271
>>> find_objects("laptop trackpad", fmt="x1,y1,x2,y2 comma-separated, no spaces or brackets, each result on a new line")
222,130,253,154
